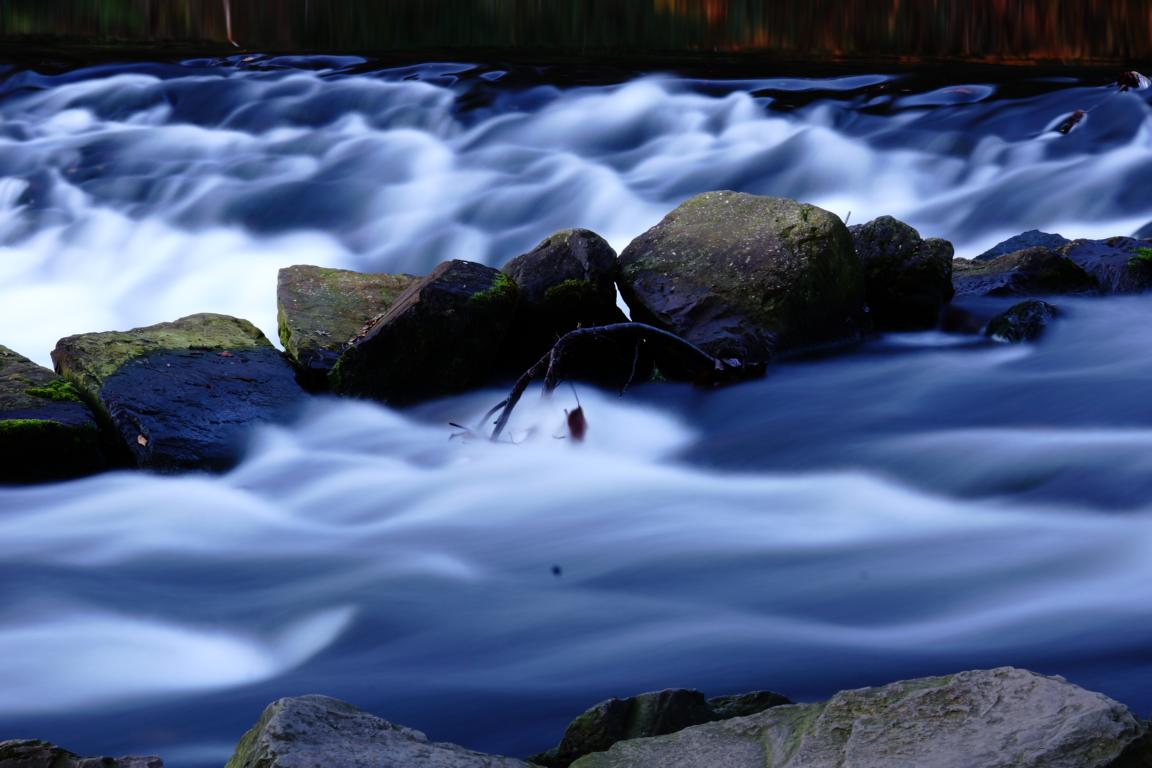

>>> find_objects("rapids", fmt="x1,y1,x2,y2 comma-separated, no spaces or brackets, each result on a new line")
2,57,1152,766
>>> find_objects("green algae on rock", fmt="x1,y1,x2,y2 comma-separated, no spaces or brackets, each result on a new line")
617,192,864,366
330,259,519,404
277,264,418,386
0,345,109,483
52,314,306,472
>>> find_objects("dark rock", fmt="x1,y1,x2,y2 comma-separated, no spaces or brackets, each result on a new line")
329,259,519,404
976,230,1071,261
848,215,954,330
617,192,864,367
1054,109,1088,135
276,264,417,387
571,668,1150,768
0,739,162,768
952,247,1099,297
1059,237,1152,293
531,689,718,768
1133,221,1152,240
1118,71,1150,91
707,690,792,720
0,345,111,483
502,229,643,387
986,300,1060,343
225,695,528,768
52,314,307,472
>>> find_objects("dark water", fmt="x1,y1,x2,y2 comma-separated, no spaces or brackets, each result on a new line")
1,58,1152,766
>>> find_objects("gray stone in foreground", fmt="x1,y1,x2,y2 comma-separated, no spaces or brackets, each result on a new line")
571,668,1149,768
225,695,530,768
0,739,161,767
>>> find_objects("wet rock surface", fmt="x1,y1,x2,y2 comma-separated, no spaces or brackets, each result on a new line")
976,230,1071,261
225,695,529,768
1059,237,1152,294
330,259,519,404
0,345,109,483
277,264,417,386
986,300,1060,343
848,215,954,330
617,191,864,365
0,740,162,768
51,314,306,472
952,247,1099,297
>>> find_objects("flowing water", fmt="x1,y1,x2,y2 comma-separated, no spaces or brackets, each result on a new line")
2,57,1152,766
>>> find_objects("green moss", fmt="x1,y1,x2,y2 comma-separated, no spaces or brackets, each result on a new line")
1128,247,1152,267
0,418,54,434
24,378,82,402
544,278,601,306
469,271,518,306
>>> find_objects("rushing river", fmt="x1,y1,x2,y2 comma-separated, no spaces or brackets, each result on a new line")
2,56,1152,766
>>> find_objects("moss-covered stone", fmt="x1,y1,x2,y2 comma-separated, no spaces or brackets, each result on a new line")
617,192,864,365
0,344,110,483
276,265,417,387
0,739,162,767
51,314,307,472
952,247,1099,297
986,300,1060,343
330,259,519,405
848,215,954,330
1058,237,1152,293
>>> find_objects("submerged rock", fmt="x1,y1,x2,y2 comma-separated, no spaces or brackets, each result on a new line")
952,247,1098,297
225,695,529,768
571,668,1148,768
976,230,1071,261
0,740,162,767
986,300,1059,343
618,192,863,366
1059,237,1152,294
848,215,954,330
277,265,417,387
52,314,306,472
330,259,519,404
0,345,110,483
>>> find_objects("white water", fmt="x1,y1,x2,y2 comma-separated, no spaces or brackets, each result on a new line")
2,58,1152,765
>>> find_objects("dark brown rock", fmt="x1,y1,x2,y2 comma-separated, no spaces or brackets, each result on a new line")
848,215,954,330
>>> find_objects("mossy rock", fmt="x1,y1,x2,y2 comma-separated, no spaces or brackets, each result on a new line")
975,230,1070,261
572,668,1147,768
0,345,111,483
0,739,162,767
277,265,418,388
52,314,307,472
329,260,519,404
848,215,954,330
618,192,864,366
952,247,1099,297
1058,237,1152,294
986,300,1060,343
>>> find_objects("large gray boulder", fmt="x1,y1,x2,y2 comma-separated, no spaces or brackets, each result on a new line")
848,215,954,330
617,192,864,366
571,668,1149,768
0,739,161,767
1,345,110,483
277,265,417,387
225,695,529,768
329,259,519,404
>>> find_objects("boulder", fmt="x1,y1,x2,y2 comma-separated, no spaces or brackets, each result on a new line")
952,247,1099,297
986,300,1059,343
570,668,1149,768
617,192,864,366
706,690,792,720
976,230,1071,261
1058,237,1152,293
0,345,110,483
329,259,519,404
0,739,161,767
52,314,306,472
530,689,718,768
225,695,529,768
276,265,417,387
848,215,954,330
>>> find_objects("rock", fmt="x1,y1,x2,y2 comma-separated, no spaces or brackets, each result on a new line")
52,314,306,472
329,259,519,404
531,689,718,768
848,215,954,330
0,345,110,483
617,192,863,366
225,694,529,768
976,230,1071,261
986,300,1059,343
571,668,1149,768
1058,237,1152,293
952,247,1099,297
707,690,792,720
276,264,417,387
0,739,162,767
1133,221,1152,240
